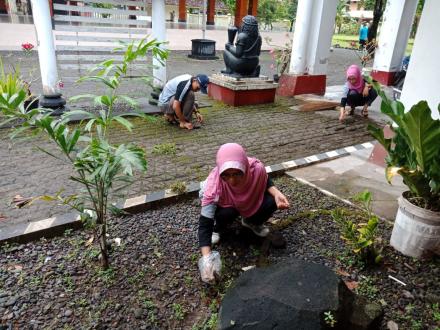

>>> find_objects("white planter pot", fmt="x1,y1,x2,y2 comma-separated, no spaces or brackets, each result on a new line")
390,193,440,258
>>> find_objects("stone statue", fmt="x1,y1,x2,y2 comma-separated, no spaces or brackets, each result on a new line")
222,15,262,78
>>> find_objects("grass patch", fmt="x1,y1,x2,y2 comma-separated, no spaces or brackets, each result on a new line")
152,142,177,156
331,34,414,54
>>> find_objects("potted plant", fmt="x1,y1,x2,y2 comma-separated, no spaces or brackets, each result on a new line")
368,81,440,258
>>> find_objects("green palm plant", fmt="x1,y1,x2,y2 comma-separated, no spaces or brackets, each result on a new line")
6,37,169,269
0,57,39,127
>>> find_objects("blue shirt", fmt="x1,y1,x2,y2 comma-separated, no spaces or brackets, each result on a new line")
359,26,368,41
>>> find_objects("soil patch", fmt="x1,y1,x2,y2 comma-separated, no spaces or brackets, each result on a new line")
1,177,439,329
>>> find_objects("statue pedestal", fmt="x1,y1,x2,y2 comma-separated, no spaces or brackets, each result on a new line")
208,74,278,106
276,74,326,96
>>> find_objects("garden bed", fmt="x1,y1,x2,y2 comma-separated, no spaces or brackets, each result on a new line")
1,176,439,329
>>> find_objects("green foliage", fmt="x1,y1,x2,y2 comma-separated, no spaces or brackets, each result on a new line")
367,80,440,211
5,37,169,270
331,190,382,265
432,303,440,322
220,0,236,15
172,303,185,320
257,0,279,29
152,142,177,156
355,276,379,299
0,57,40,128
170,181,187,194
323,311,337,328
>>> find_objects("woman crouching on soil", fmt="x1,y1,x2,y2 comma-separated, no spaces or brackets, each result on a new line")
197,143,290,283
339,64,378,122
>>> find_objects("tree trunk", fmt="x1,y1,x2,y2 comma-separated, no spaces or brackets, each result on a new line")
98,217,109,269
368,0,385,42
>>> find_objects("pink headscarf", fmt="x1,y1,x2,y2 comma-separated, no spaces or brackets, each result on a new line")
346,64,364,93
201,143,268,218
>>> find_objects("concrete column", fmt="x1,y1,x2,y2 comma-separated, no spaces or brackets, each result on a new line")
7,0,18,23
152,0,167,88
278,0,338,96
30,0,65,109
178,0,186,22
400,0,440,119
371,0,418,85
234,0,249,28
207,0,215,25
248,0,258,17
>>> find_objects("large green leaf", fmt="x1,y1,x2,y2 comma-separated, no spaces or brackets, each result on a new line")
400,101,440,173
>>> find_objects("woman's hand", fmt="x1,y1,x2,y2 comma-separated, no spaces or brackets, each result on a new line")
339,106,346,122
274,191,290,209
196,112,204,123
268,186,290,209
362,85,369,97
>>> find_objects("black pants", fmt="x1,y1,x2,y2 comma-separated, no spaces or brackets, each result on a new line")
213,193,277,233
346,88,378,108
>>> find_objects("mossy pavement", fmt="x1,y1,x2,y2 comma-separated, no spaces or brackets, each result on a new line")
0,48,371,228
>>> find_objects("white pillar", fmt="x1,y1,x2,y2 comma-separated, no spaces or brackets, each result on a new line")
400,0,440,119
202,0,207,39
289,0,313,74
7,0,18,23
372,0,418,85
152,0,167,88
30,0,61,97
288,0,338,76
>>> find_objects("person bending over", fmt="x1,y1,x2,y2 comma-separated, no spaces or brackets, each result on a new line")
197,143,290,283
158,74,209,130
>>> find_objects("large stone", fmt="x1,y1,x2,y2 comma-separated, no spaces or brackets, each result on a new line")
219,259,354,329
349,296,383,330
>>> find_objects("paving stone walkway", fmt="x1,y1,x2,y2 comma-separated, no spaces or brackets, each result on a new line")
0,48,370,228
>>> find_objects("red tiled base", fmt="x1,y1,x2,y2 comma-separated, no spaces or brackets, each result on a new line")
276,74,326,96
368,126,394,167
371,70,395,86
208,83,277,106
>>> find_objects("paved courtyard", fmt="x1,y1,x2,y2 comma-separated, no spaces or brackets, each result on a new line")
0,48,371,228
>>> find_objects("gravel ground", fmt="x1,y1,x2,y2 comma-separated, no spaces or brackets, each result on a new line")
1,176,439,329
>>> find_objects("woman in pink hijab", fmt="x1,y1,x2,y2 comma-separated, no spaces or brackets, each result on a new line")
198,143,289,282
339,64,377,122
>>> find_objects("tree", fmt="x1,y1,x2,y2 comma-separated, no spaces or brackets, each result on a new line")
284,0,298,32
257,0,278,30
221,0,236,16
335,0,348,34
411,0,425,38
368,0,386,42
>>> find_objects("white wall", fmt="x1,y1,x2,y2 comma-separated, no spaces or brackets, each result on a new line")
400,0,440,118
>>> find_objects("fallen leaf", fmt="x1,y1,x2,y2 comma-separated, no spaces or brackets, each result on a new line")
7,264,23,272
114,238,121,246
344,280,359,291
242,265,256,271
336,268,350,277
85,236,94,246
12,194,33,208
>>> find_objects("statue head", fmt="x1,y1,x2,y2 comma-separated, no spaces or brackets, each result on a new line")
240,15,259,40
